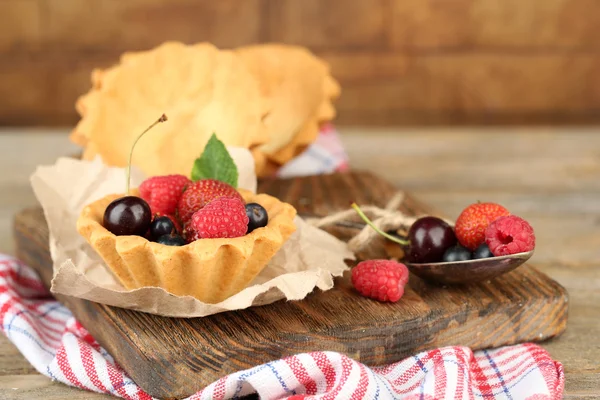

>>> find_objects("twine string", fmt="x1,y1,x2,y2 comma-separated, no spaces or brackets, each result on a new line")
306,192,418,259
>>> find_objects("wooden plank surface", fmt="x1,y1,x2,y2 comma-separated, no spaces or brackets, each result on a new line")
389,0,600,48
12,171,568,399
4,52,600,127
0,129,598,399
3,0,600,126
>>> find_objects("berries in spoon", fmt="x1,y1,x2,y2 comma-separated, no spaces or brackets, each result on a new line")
102,114,168,236
442,245,472,262
351,203,457,263
472,243,494,259
405,216,457,263
245,203,268,233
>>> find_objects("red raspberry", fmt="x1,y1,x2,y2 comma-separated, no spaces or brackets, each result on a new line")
139,174,191,215
351,260,409,303
190,197,249,239
177,179,243,226
454,202,510,250
485,215,535,256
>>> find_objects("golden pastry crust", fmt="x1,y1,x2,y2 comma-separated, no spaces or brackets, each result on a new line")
266,74,341,167
236,45,340,175
77,189,297,304
71,41,271,177
69,41,341,177
236,44,325,155
251,148,282,177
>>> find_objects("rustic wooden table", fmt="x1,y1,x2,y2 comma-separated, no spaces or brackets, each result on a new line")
0,128,598,399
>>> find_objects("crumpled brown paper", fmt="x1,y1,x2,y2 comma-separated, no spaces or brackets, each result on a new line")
30,150,354,317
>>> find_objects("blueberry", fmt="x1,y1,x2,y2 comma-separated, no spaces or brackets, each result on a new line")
245,203,268,233
442,245,472,262
473,243,494,259
156,233,186,246
150,216,175,239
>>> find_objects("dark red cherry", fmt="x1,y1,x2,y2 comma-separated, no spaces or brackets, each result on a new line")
103,196,152,236
406,216,457,263
351,203,457,264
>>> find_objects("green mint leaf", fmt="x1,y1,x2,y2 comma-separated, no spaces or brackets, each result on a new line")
191,133,239,187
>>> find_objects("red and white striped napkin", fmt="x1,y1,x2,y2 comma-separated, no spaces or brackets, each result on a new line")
0,255,565,399
1,127,564,399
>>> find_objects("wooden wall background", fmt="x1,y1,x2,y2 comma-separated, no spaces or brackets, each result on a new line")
2,0,600,127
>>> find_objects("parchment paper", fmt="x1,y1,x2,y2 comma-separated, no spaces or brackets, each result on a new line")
30,150,354,317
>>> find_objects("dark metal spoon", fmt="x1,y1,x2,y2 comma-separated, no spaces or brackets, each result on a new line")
404,250,534,284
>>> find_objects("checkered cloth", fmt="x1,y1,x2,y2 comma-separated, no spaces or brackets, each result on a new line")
2,127,564,399
276,123,350,178
0,255,565,399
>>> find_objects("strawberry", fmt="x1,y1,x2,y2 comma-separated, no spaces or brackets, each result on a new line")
139,174,191,216
176,179,243,226
454,202,511,250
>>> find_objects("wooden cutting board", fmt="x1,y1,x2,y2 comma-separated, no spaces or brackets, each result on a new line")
13,171,568,400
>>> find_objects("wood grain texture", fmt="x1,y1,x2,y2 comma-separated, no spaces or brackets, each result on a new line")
42,0,263,51
2,0,600,126
0,0,263,52
267,0,388,49
0,0,42,52
390,0,600,49
326,53,600,125
0,337,37,376
0,128,598,398
0,375,114,400
13,172,568,399
3,51,600,126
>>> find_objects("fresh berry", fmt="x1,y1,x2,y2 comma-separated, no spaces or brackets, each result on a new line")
177,179,243,225
485,215,535,256
351,204,456,264
150,216,175,239
156,213,182,235
473,243,494,259
139,174,191,215
442,245,472,262
454,202,511,250
190,197,249,239
351,260,409,303
245,203,269,233
103,196,152,236
156,233,186,246
406,216,457,263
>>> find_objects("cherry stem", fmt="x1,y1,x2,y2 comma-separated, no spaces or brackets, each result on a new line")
126,114,168,194
351,202,410,246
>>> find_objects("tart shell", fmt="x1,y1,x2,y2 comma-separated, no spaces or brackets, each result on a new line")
77,189,297,304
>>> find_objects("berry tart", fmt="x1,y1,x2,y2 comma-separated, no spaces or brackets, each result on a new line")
76,115,297,304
